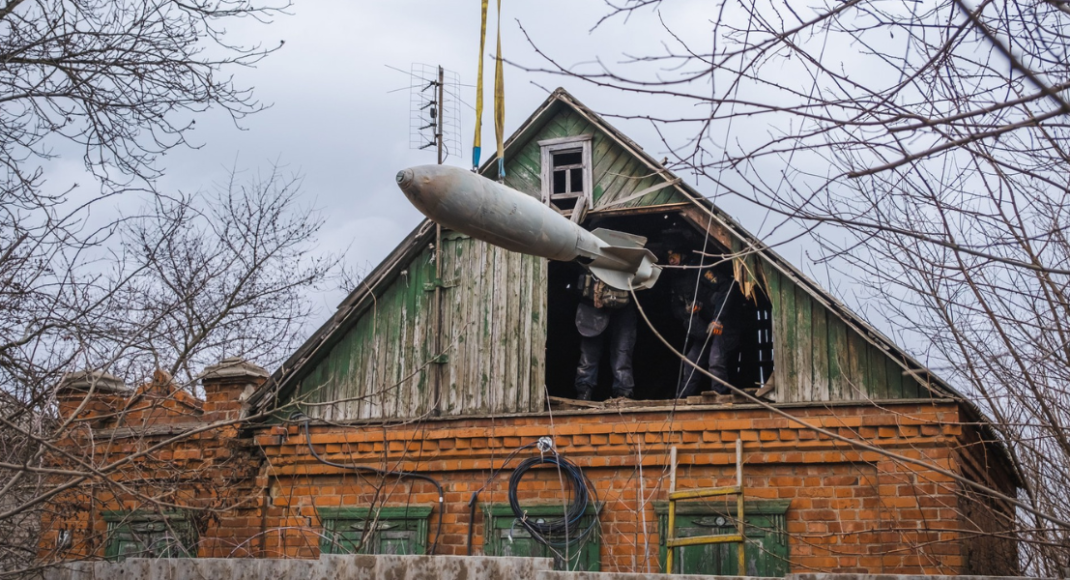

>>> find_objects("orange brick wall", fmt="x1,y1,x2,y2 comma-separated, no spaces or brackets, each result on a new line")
45,397,1017,573
253,401,1017,573
42,371,268,562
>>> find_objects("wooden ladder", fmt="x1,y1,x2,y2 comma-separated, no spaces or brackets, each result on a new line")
665,439,746,574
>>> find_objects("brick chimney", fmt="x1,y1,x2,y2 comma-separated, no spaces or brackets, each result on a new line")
54,370,131,426
198,357,268,422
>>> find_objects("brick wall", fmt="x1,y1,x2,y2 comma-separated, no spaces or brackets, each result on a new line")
45,389,1016,573
253,401,1017,573
42,361,269,563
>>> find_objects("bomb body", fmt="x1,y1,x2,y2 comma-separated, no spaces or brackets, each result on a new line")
395,164,659,290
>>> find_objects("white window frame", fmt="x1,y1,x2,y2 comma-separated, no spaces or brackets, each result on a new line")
539,134,593,223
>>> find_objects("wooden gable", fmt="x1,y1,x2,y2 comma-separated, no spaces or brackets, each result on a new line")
259,88,948,423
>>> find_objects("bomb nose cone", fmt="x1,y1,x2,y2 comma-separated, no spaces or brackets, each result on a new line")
395,165,442,218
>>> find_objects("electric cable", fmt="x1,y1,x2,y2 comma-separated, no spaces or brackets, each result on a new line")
291,413,445,555
506,448,601,558
465,440,540,555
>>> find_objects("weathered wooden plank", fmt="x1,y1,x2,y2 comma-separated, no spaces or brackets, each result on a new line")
387,276,405,418
452,241,470,416
412,252,431,416
516,252,533,412
503,250,520,413
884,349,905,399
793,284,813,402
844,326,868,401
826,316,850,402
606,158,653,207
590,126,617,163
490,246,507,412
764,266,783,391
531,256,548,410
503,161,542,198
563,109,592,136
593,143,637,208
811,300,830,402
373,282,395,417
777,271,798,401
478,242,496,412
900,366,923,399
449,236,471,414
509,141,543,177
350,312,372,421
591,139,627,206
867,342,889,401
397,262,414,417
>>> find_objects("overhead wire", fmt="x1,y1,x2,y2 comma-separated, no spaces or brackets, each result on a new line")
292,413,446,555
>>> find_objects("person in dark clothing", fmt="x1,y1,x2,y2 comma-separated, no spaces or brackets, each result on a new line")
573,271,637,400
668,252,742,397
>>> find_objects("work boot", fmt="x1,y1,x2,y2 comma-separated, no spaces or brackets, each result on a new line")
575,389,593,401
613,389,634,400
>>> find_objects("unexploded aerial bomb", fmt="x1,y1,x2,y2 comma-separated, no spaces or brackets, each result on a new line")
395,164,660,291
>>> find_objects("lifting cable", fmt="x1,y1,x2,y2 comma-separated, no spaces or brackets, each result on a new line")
472,0,487,170
292,413,445,555
472,0,506,180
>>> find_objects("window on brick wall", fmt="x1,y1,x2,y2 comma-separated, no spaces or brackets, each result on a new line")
318,506,431,555
655,500,790,577
482,504,600,571
103,511,197,561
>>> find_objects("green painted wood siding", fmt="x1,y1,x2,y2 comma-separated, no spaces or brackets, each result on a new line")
291,99,929,417
296,235,547,420
763,265,926,402
501,106,690,211
438,234,547,416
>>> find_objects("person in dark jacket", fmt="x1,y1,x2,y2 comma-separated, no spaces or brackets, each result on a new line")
573,271,637,400
668,252,742,397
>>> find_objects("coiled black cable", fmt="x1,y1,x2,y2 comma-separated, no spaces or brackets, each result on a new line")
466,441,540,555
507,453,600,550
292,413,444,555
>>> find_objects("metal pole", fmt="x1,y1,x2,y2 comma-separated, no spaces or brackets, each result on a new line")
436,66,444,166
736,438,745,574
432,65,445,416
666,446,677,574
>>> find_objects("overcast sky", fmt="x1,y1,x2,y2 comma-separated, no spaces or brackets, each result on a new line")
119,1,810,322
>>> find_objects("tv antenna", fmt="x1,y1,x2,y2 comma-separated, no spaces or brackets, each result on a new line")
410,63,461,165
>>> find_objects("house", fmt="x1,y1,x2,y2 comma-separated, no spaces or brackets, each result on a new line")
45,89,1020,576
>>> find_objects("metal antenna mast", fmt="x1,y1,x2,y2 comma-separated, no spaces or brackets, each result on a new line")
437,65,444,166
407,63,459,417
409,63,460,164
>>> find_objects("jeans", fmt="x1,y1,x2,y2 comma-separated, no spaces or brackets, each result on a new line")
678,330,740,398
574,305,637,399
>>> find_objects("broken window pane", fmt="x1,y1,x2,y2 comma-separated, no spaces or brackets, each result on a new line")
553,151,582,167
570,168,584,193
553,170,567,194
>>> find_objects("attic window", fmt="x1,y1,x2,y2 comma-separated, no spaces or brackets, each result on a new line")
552,151,584,195
540,134,593,223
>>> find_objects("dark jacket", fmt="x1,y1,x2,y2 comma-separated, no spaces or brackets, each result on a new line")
670,265,741,338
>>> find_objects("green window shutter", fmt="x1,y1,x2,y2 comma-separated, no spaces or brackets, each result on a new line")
655,500,790,577
102,511,197,561
482,504,600,572
318,506,431,556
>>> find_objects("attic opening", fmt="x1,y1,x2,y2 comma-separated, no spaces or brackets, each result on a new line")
545,210,774,403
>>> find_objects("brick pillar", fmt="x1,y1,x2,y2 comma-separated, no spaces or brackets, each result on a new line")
54,370,131,426
199,357,268,422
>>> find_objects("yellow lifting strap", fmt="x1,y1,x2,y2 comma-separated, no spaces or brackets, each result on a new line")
472,0,488,170
493,0,506,179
